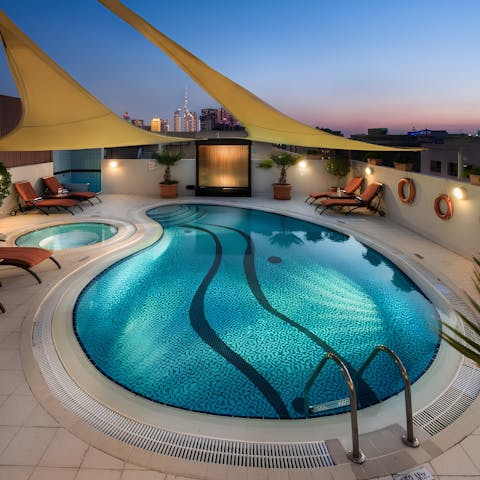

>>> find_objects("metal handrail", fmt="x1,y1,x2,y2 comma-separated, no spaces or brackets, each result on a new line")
355,344,419,448
303,352,366,464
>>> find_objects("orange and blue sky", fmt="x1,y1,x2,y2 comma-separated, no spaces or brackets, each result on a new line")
0,0,479,136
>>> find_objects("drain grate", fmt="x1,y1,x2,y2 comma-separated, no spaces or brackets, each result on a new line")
33,317,334,468
414,291,480,436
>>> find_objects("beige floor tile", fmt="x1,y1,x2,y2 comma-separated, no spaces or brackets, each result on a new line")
120,470,167,480
0,332,20,349
0,396,8,408
29,466,78,480
0,426,19,455
0,394,37,426
75,468,123,480
39,428,89,467
81,447,124,469
460,435,480,470
0,371,24,395
0,427,57,466
0,350,21,370
24,404,59,427
0,466,34,480
431,445,480,476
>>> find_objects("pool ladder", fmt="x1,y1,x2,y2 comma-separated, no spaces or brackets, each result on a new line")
303,345,419,464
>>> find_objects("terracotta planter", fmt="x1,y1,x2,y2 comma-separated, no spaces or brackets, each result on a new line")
394,162,413,171
469,174,480,186
273,183,292,200
159,183,178,198
367,158,382,166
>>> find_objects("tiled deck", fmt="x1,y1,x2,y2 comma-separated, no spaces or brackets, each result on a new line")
0,194,479,480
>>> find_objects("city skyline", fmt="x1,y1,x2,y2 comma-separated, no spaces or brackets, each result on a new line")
0,1,479,137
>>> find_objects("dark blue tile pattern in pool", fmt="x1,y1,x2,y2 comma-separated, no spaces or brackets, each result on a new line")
73,204,440,419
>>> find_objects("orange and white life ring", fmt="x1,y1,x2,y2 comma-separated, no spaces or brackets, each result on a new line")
434,194,453,220
398,178,415,204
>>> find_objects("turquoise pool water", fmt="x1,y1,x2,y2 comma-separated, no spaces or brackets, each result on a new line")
74,205,440,419
16,222,118,250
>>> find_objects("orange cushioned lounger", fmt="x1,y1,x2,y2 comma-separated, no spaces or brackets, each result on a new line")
317,182,383,216
42,176,101,205
15,181,81,215
306,176,364,204
0,246,61,284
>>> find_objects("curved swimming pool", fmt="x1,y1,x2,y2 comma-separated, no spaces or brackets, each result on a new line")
16,222,118,250
73,204,440,419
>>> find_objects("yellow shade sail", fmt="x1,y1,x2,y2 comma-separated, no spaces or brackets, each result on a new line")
98,0,418,152
0,8,187,151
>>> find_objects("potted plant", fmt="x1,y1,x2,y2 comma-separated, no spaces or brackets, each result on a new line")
393,154,414,171
152,150,183,198
257,153,300,200
365,152,383,166
0,162,12,208
465,165,480,186
325,155,351,187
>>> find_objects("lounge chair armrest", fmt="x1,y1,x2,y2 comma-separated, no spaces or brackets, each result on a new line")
354,195,362,201
32,196,43,204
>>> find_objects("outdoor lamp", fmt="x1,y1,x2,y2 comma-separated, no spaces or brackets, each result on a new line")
109,160,119,168
453,186,467,200
365,166,374,175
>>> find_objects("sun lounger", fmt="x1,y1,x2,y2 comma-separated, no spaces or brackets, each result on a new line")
0,246,61,284
14,181,81,215
317,182,384,215
306,176,364,204
42,176,101,205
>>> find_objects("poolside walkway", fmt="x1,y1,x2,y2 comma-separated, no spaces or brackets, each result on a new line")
0,194,479,480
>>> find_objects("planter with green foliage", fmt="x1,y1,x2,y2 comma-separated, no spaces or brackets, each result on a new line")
152,150,183,198
365,153,383,165
0,162,12,208
325,156,351,187
465,166,480,186
257,153,300,200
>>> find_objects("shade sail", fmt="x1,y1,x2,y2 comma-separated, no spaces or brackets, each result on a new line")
98,0,418,152
0,8,187,151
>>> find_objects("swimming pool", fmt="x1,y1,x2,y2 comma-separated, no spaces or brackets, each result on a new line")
16,222,118,250
73,204,440,419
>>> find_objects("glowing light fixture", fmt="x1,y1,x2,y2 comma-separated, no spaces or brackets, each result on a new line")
298,160,307,169
453,186,467,200
365,166,374,175
109,160,119,168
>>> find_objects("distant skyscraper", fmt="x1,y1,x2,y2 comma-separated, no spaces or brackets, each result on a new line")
150,117,161,132
200,108,217,131
132,119,144,128
185,111,198,132
173,108,182,132
160,118,170,133
199,107,241,131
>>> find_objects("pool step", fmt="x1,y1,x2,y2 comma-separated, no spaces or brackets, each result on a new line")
147,204,206,227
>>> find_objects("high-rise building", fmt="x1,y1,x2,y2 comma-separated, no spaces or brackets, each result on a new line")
200,108,217,131
160,119,169,133
173,108,182,132
150,117,161,132
132,119,144,128
185,111,198,132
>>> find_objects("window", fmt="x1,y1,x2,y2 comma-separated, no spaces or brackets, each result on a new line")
448,162,458,176
430,160,441,173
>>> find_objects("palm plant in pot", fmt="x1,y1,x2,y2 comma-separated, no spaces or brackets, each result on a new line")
152,150,183,198
464,165,480,186
365,152,383,166
0,162,12,208
325,155,351,188
257,153,300,200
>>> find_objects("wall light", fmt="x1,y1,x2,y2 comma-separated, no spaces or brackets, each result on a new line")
365,166,374,175
453,186,467,200
109,160,119,168
298,160,307,169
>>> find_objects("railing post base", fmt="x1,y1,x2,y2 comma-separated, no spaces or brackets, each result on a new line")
402,434,420,448
347,450,366,464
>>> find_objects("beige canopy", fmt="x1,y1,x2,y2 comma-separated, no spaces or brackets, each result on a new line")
0,8,186,151
99,0,418,152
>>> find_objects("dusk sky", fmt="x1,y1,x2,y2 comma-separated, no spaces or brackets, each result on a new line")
0,0,479,136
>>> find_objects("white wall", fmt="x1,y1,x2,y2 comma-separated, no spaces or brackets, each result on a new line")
350,161,480,258
0,162,53,216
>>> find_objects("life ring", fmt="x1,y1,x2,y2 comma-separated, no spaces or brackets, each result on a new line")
434,194,453,220
398,178,415,204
